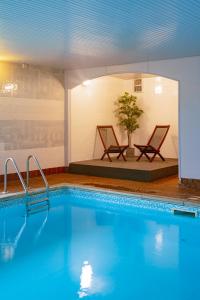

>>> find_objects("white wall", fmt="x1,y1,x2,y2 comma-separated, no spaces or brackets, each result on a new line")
70,75,178,162
132,77,178,158
0,62,65,174
66,56,200,180
70,76,129,162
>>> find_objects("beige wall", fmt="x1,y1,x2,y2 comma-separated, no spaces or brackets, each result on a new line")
69,75,178,162
70,76,130,162
132,77,178,158
0,62,65,174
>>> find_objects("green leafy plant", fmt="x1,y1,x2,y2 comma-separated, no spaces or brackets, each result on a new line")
115,92,144,147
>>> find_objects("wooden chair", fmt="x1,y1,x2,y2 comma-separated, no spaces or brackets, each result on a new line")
134,125,170,162
97,125,128,162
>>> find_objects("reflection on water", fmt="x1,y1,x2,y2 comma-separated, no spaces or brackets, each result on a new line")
1,243,15,262
78,261,93,298
34,212,49,242
0,193,200,300
144,221,179,269
0,205,50,263
0,210,27,262
155,229,163,252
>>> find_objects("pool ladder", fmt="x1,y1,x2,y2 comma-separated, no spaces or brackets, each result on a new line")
26,155,50,215
3,155,50,215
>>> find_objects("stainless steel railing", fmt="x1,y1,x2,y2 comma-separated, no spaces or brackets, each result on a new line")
3,157,28,194
26,155,49,193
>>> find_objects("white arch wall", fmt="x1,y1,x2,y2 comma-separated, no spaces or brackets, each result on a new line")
69,76,178,162
133,77,178,159
65,56,200,181
69,76,131,162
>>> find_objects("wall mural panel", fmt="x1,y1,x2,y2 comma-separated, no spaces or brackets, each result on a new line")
0,120,64,150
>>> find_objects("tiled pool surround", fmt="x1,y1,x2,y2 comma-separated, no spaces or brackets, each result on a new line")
0,185,200,216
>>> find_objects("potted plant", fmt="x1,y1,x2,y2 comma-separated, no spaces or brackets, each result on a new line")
115,92,143,157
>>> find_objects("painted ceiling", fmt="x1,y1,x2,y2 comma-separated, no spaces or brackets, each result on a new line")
0,0,200,69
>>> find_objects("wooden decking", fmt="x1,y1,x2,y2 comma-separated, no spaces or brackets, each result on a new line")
1,172,200,203
69,157,178,182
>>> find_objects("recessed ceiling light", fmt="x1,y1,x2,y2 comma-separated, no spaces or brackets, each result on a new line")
82,80,91,87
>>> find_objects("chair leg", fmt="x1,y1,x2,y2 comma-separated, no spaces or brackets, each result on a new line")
121,151,127,161
117,151,127,161
117,150,123,159
137,150,165,163
101,151,112,161
101,152,106,160
158,152,165,161
136,152,144,161
144,153,151,161
150,153,157,162
106,153,112,162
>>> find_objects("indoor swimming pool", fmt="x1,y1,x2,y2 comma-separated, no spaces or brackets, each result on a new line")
0,186,200,300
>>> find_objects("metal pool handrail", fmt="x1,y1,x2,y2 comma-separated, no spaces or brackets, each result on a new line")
3,157,28,194
26,155,49,193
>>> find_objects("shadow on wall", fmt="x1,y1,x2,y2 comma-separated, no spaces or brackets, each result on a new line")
119,127,128,146
93,129,104,159
171,135,178,157
92,126,128,160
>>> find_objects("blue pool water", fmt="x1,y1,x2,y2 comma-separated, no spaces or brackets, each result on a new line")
0,187,200,300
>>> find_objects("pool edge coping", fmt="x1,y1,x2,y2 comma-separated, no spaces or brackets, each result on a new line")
0,183,199,208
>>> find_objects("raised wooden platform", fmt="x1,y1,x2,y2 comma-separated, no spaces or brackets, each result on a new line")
69,157,178,182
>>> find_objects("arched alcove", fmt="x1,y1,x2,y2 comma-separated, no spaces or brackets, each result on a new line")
67,72,179,174
65,56,200,186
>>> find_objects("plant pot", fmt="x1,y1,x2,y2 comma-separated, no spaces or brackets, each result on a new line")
126,147,135,158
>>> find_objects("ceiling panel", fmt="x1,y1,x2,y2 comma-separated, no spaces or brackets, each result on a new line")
0,0,200,69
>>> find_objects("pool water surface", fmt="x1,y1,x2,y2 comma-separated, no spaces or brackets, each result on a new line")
0,187,200,300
